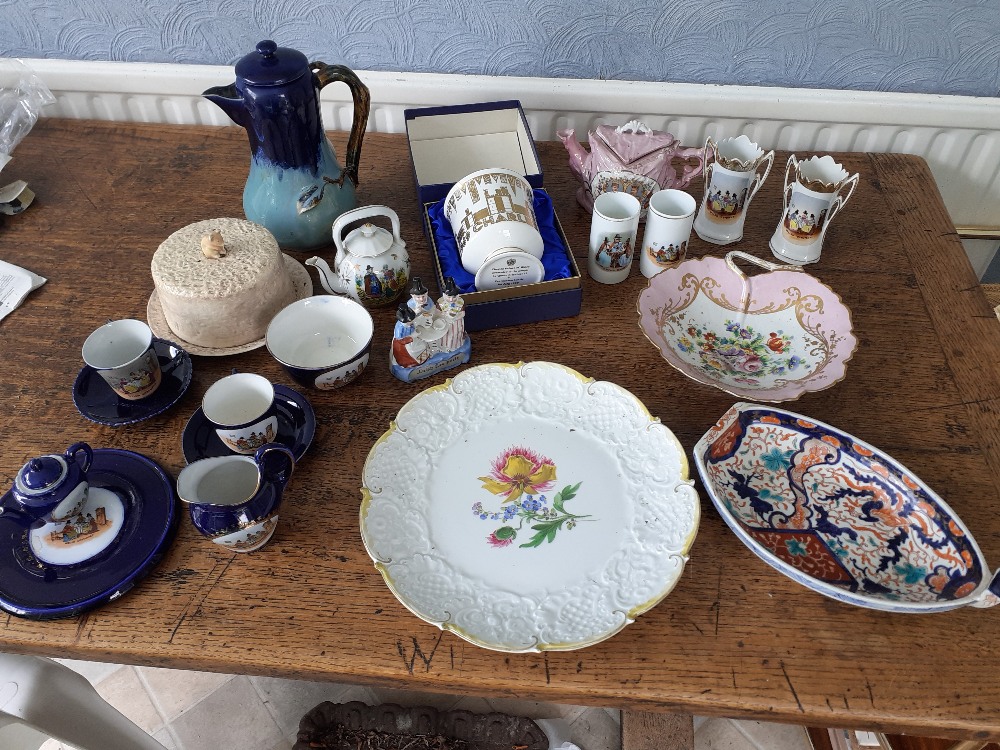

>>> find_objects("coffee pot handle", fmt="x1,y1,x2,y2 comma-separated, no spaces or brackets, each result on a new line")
312,63,371,189
254,443,295,489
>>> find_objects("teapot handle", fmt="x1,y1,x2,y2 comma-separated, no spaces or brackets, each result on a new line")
332,204,403,270
672,145,706,190
312,63,371,189
66,442,93,473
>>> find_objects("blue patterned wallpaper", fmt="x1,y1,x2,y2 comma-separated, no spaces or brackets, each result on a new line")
3,0,999,97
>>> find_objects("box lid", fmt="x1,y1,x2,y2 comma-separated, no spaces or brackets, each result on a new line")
405,100,543,203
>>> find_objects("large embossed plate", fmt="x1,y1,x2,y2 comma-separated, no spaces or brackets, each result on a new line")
360,361,699,652
638,251,856,402
694,402,1000,612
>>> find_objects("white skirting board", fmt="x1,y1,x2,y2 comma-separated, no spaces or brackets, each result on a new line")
9,57,1000,275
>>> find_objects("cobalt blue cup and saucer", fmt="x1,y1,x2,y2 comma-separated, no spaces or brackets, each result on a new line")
181,383,316,463
73,338,193,426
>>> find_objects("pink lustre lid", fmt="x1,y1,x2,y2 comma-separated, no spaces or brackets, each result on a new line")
636,252,857,402
594,121,679,165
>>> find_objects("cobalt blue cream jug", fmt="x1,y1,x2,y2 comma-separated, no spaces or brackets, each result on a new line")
204,40,371,250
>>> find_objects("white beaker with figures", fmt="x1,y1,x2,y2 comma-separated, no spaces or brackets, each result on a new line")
769,154,859,265
693,135,774,245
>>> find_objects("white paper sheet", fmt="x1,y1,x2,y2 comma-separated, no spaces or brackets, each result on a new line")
0,258,45,322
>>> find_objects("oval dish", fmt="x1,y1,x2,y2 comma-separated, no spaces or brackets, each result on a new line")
638,251,857,402
694,402,1000,612
360,361,700,652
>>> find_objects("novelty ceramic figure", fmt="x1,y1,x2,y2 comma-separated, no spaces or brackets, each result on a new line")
390,277,471,382
204,40,370,250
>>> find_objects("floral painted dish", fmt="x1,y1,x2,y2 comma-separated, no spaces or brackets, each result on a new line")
360,361,700,652
637,251,857,402
694,402,1000,612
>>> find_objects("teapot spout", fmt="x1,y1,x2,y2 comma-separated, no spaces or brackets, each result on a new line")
556,127,589,179
203,84,247,128
305,256,349,295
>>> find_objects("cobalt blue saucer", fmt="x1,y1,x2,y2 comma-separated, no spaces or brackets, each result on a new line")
181,384,316,463
73,338,193,426
0,448,177,620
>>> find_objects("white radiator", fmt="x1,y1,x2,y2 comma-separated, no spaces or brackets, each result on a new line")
9,58,1000,274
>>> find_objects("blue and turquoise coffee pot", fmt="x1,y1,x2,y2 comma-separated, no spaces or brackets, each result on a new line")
204,40,370,251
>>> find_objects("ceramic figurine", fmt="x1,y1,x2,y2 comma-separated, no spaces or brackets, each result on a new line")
405,277,435,316
390,277,471,383
200,230,226,258
6,443,94,524
305,205,409,308
769,154,859,265
204,40,371,251
557,120,704,218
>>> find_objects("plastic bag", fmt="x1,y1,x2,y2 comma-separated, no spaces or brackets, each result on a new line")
0,59,55,173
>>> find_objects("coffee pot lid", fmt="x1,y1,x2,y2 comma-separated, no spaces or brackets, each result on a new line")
235,40,309,87
15,455,68,496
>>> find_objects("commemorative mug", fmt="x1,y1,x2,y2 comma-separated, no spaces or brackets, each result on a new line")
202,372,279,454
443,168,544,275
769,154,859,265
81,319,162,400
588,191,641,284
693,135,774,245
640,189,697,278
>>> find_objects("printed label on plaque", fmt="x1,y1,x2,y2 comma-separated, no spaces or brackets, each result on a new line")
475,251,545,291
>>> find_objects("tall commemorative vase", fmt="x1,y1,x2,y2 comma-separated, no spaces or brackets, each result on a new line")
204,40,371,251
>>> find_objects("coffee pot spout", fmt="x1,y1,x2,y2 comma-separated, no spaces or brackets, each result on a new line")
203,83,248,128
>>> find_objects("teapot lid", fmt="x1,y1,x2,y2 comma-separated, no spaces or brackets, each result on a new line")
15,455,68,496
235,40,310,87
594,120,680,166
344,223,394,258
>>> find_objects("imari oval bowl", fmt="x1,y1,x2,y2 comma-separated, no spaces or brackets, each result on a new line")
360,361,700,652
637,251,857,402
694,402,1000,612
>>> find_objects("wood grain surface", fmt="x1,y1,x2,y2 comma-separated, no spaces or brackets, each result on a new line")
1,120,999,741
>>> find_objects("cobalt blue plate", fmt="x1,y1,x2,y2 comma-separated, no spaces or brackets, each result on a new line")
0,449,177,620
181,384,316,463
73,338,193,426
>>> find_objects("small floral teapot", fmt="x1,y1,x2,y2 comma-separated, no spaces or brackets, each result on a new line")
305,205,409,309
558,120,704,218
5,442,94,523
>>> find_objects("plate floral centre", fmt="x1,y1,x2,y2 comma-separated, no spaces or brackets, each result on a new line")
473,446,594,548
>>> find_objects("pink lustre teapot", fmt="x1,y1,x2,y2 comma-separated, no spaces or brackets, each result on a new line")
558,120,704,218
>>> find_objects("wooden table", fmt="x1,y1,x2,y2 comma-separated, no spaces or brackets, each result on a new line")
1,119,999,744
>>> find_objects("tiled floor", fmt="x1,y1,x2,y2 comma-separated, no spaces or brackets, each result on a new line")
29,659,813,750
